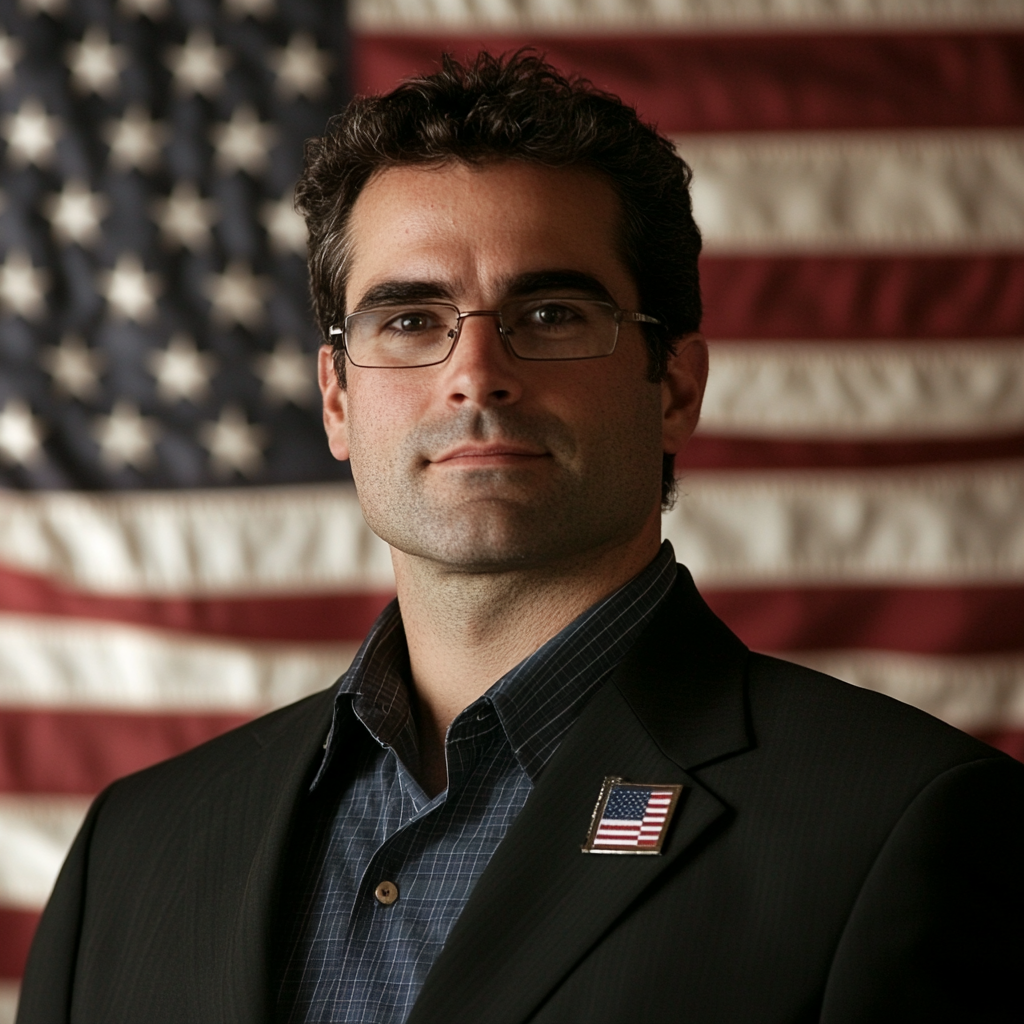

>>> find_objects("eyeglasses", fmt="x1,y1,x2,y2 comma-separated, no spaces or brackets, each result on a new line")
328,298,662,369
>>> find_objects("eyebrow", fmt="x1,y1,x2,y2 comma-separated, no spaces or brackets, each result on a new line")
500,271,615,304
350,270,616,314
352,280,455,312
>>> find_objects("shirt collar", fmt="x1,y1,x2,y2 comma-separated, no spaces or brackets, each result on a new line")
312,541,678,790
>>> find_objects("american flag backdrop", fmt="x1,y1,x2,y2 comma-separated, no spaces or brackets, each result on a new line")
0,0,1022,1016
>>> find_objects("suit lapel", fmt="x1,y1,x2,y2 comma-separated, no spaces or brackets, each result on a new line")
408,569,753,1024
186,688,338,1023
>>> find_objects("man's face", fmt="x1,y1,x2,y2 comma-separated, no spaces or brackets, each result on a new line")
320,160,703,574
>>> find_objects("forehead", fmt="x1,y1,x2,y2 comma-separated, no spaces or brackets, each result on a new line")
344,161,634,306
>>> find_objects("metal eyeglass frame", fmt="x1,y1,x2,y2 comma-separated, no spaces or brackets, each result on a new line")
327,299,663,368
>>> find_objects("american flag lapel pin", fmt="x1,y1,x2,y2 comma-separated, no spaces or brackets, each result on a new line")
581,776,686,855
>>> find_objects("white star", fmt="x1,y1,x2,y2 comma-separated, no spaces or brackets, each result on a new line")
211,105,277,177
0,398,44,466
0,250,49,320
66,26,127,97
92,401,158,470
2,98,61,168
204,261,268,329
0,30,23,85
260,192,306,255
199,405,266,477
99,254,161,322
41,334,104,399
19,0,65,15
119,0,168,17
165,29,230,99
224,0,274,17
104,105,166,172
271,32,331,100
43,180,109,247
151,181,218,251
254,338,315,406
148,333,216,404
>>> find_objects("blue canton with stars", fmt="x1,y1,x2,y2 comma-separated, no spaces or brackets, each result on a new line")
603,786,655,821
0,0,351,489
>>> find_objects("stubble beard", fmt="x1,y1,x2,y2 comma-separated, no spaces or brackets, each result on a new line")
349,406,656,575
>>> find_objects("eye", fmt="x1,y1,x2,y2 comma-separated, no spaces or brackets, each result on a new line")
384,311,436,333
526,303,581,327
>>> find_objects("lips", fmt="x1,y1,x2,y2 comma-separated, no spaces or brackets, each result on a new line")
432,442,548,463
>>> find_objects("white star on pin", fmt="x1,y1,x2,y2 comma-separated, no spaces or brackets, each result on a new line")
0,250,50,320
211,105,277,177
199,405,266,477
92,400,159,470
44,181,109,247
41,334,105,399
0,398,44,466
2,98,61,168
165,29,230,99
149,334,216,404
19,0,65,16
224,0,274,17
119,0,168,17
271,32,331,100
99,254,161,322
255,338,315,406
204,261,267,329
104,105,166,172
260,193,306,255
66,27,127,97
152,182,218,251
0,30,23,85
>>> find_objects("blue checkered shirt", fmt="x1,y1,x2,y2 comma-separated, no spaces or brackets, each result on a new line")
277,542,678,1023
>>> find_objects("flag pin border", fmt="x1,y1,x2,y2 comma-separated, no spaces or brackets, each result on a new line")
581,776,686,855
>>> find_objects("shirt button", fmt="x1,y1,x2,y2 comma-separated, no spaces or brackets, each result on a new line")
374,880,399,906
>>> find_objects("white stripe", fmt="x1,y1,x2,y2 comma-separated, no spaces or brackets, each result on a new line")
0,614,356,712
0,983,18,1024
666,462,1024,585
594,838,640,846
0,796,90,910
675,131,1024,253
701,341,1024,439
0,483,394,596
780,649,1024,732
351,0,1024,32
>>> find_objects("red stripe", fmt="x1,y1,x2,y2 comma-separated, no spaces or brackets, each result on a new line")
975,729,1024,763
354,33,1024,132
701,257,1024,341
0,710,253,795
679,435,1024,471
702,586,1024,655
0,565,394,642
0,908,37,979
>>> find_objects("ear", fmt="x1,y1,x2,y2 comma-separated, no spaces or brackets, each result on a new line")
318,345,351,462
661,332,708,457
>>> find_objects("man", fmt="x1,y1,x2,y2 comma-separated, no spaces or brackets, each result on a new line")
18,53,1024,1024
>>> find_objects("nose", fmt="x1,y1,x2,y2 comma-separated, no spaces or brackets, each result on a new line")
443,310,523,407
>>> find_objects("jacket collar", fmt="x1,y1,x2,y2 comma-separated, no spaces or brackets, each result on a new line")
407,566,753,1024
185,688,339,1023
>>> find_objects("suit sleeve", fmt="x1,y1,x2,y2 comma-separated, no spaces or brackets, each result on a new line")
15,789,109,1024
820,755,1024,1024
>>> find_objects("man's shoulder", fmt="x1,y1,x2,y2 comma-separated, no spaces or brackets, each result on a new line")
744,650,1012,782
97,684,337,822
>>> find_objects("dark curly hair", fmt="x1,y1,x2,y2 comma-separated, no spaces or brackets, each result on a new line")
296,50,702,506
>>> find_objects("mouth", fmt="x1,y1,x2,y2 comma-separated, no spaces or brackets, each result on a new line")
431,442,550,467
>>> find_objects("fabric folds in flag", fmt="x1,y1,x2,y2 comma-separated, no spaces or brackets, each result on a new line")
1,0,1023,1018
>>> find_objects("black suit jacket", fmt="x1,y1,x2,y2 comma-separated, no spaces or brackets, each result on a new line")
18,568,1024,1023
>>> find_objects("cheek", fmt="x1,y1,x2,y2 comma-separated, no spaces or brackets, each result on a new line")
345,375,426,464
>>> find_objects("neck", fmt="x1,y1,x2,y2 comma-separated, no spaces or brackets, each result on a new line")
392,525,662,796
